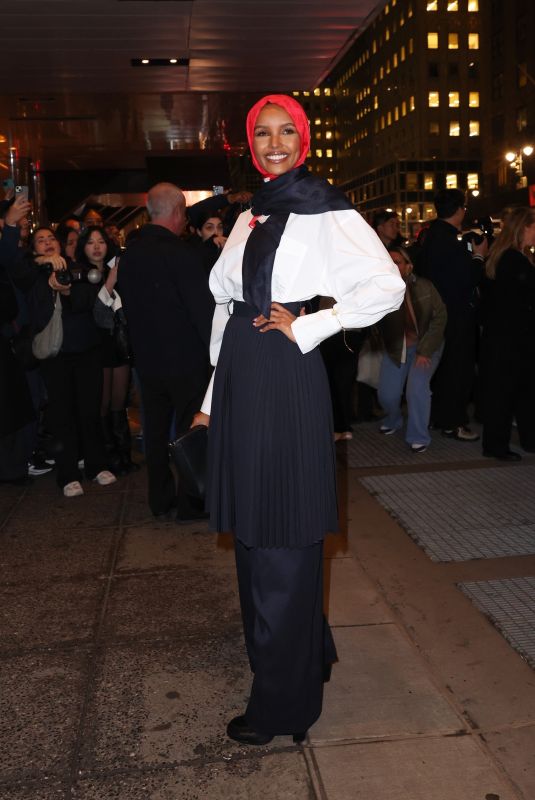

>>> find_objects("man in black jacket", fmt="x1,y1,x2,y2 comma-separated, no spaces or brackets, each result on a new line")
419,189,487,440
119,183,214,521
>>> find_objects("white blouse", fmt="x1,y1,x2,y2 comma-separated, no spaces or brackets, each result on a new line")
200,208,405,414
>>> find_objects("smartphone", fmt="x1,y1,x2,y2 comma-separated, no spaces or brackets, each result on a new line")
212,185,224,196
15,184,29,199
2,178,14,190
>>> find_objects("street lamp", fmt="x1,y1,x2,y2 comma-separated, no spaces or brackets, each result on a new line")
505,145,534,188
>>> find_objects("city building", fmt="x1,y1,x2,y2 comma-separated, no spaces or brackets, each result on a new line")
296,0,484,234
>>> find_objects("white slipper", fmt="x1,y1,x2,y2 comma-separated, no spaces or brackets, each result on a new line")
63,480,84,497
93,470,117,486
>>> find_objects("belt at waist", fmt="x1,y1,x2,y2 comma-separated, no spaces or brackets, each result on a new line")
232,300,304,318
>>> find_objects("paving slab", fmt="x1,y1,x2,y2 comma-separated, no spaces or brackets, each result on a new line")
5,490,124,531
0,579,102,652
310,625,464,743
101,568,240,643
343,420,485,467
0,650,87,781
78,639,286,771
459,576,535,669
361,465,535,561
483,726,535,800
75,752,314,799
325,558,392,628
117,527,235,572
313,735,517,800
0,526,117,583
0,780,66,799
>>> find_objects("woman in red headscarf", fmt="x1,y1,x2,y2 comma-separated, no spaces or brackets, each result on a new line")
192,95,404,745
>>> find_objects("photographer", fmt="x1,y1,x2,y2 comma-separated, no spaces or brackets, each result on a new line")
4,223,116,497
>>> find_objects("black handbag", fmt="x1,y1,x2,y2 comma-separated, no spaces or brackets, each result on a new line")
169,425,208,500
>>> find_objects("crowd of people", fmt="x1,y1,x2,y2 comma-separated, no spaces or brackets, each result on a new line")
1,93,535,744
1,172,534,498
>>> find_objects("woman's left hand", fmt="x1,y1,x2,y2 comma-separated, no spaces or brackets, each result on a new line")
253,302,305,343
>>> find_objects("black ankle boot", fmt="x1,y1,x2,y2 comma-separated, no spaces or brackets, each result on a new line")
226,715,273,746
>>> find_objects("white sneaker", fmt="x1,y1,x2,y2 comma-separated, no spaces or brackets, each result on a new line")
63,480,84,498
93,470,117,486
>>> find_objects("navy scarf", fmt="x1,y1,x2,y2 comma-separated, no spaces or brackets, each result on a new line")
242,166,353,318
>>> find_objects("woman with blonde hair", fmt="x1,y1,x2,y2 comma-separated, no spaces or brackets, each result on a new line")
480,207,535,460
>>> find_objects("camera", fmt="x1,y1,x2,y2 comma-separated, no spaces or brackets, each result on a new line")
41,264,103,286
461,229,485,253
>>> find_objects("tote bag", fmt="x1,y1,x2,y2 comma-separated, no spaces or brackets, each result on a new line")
32,292,63,360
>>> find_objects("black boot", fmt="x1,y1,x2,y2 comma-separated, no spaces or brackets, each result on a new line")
101,413,122,473
110,409,138,474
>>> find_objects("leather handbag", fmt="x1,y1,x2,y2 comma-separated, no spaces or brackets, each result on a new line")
169,425,208,500
32,292,63,360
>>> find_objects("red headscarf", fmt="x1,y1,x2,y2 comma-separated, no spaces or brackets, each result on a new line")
246,94,310,178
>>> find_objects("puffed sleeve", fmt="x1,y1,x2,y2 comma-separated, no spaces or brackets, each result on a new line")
291,210,405,354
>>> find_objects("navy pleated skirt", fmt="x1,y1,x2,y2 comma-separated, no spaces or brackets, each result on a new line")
206,301,339,548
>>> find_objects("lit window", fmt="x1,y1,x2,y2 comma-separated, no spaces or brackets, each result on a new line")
449,121,460,136
429,121,440,134
387,111,392,125
469,91,479,107
386,59,391,73
428,91,440,107
400,12,405,26
316,149,323,158
374,96,379,109
394,106,399,121
402,101,407,116
448,91,460,107
374,120,379,133
446,173,458,188
381,116,385,129
314,88,321,96
447,1,458,10
373,39,377,53
386,27,390,41
469,120,480,136
468,0,478,9
424,174,434,190
427,0,437,9
468,33,479,49
292,91,300,97
448,33,459,49
393,52,398,67
303,91,310,96
409,38,414,54
380,66,384,79
314,118,321,125
326,149,333,158
385,3,390,13
324,87,331,96
408,3,413,17
325,130,333,140
410,96,415,111
401,45,406,61
315,132,321,140
467,173,479,189
428,32,439,49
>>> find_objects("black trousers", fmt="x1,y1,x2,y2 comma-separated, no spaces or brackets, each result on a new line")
235,538,337,736
138,367,209,515
481,338,535,455
320,329,365,432
40,347,107,487
431,313,476,430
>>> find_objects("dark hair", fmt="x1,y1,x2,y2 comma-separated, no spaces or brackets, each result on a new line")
193,210,223,232
372,209,398,231
433,189,466,219
75,225,112,267
29,226,56,252
55,223,78,253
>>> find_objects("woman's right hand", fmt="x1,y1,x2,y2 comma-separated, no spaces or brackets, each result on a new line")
48,271,71,295
35,254,67,272
191,412,210,428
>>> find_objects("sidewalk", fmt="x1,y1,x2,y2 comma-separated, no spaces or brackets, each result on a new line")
1,423,534,799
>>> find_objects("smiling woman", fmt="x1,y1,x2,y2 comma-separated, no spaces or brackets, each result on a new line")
191,94,406,747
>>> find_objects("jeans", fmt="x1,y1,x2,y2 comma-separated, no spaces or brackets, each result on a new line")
378,344,443,446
